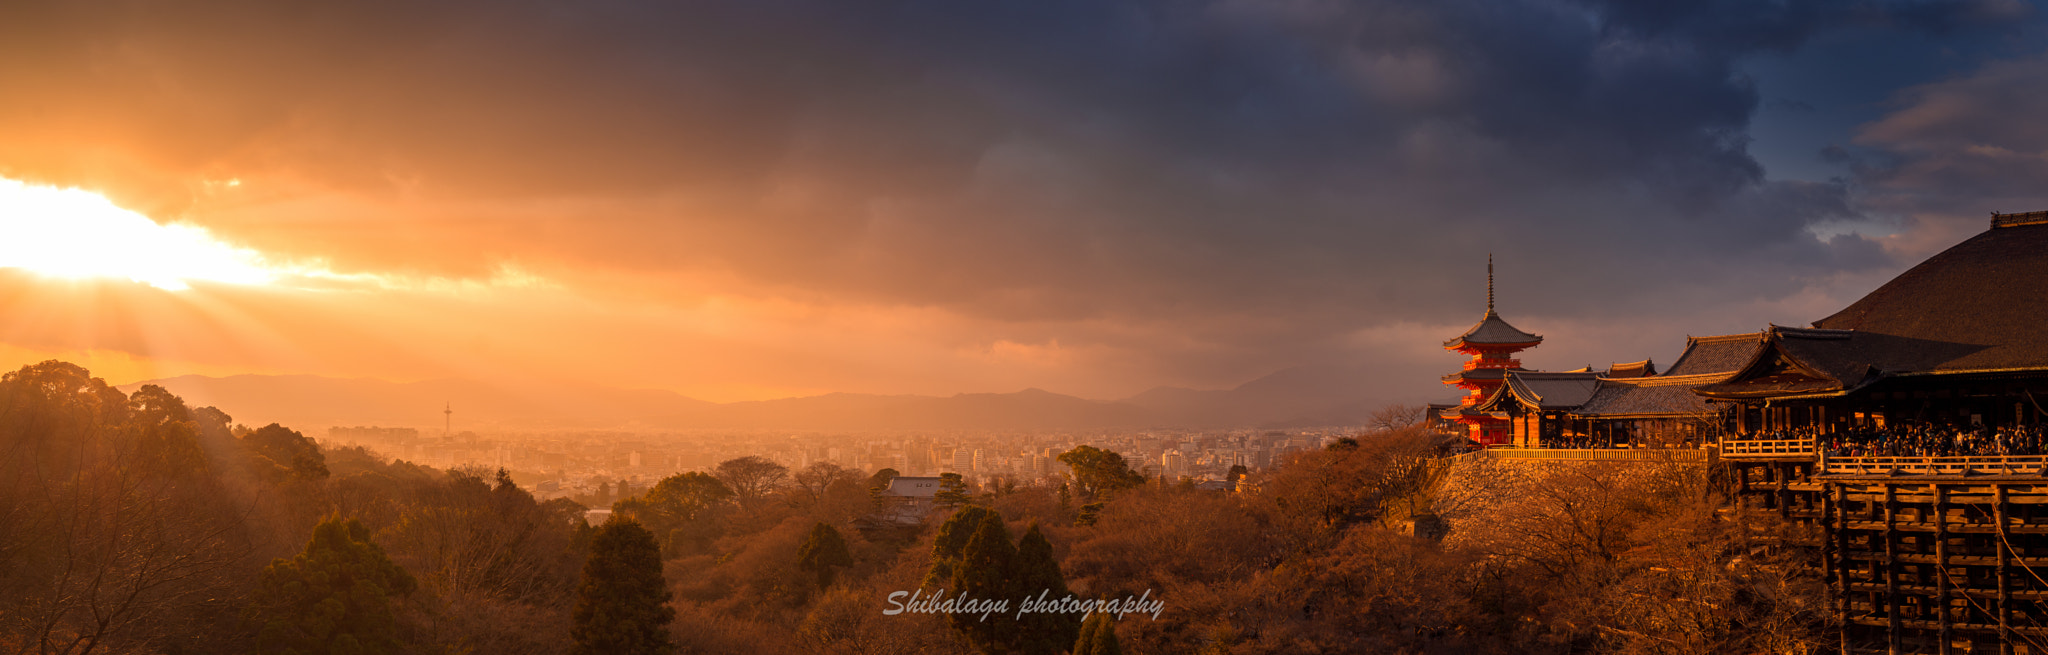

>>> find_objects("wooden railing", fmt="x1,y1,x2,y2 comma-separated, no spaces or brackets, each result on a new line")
1820,455,2048,477
1452,448,1710,463
1718,437,1817,458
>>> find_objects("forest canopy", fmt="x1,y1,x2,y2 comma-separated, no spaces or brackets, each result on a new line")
0,360,1822,655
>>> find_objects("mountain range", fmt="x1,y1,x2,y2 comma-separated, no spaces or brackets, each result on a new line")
119,364,1389,432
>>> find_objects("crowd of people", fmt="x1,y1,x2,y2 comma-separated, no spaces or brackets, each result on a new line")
1538,434,1607,450
1737,423,2048,458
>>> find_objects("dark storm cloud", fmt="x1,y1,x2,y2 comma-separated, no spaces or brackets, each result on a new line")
0,0,2022,393
1854,51,2048,203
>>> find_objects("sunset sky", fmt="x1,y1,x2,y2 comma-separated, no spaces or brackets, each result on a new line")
4,0,2048,405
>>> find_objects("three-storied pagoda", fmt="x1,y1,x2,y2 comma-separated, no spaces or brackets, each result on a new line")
1440,257,1543,445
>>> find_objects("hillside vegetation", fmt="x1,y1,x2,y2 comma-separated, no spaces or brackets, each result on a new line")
0,361,1827,655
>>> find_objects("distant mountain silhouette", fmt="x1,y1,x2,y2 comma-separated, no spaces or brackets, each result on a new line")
1118,363,1383,427
123,366,1384,431
119,374,718,430
670,388,1158,430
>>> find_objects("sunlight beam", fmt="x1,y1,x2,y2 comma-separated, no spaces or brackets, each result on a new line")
0,178,272,290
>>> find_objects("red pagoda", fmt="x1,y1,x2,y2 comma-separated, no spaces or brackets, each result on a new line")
1440,257,1543,445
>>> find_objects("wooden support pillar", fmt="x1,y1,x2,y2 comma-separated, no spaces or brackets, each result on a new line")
1936,484,1952,655
1777,462,1791,519
1886,485,1900,655
1836,483,1852,655
1736,465,1750,511
1997,484,2013,655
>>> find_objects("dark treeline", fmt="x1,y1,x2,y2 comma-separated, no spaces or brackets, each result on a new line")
0,361,589,655
0,360,1828,654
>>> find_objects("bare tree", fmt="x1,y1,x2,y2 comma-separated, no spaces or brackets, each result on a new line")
715,456,790,509
791,462,859,509
1369,403,1429,433
0,369,254,655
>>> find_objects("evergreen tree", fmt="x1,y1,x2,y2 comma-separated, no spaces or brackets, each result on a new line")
248,517,417,655
867,468,902,510
950,512,1018,653
923,505,995,588
1226,464,1249,485
1074,612,1099,655
1074,613,1121,655
934,472,973,510
1076,501,1107,527
1056,446,1144,500
797,522,854,588
243,423,329,482
572,517,675,655
1014,523,1080,655
613,471,733,556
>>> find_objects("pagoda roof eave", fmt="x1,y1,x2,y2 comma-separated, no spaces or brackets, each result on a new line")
1442,310,1544,349
1446,338,1542,352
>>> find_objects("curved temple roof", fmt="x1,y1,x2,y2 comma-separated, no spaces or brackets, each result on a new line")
1663,333,1765,376
1477,370,1602,411
1810,216,2048,374
1445,255,1543,350
1604,359,1656,378
1444,310,1543,350
1692,215,2048,402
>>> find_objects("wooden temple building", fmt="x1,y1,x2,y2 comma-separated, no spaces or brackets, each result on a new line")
1429,264,1772,448
1430,211,2048,449
1697,211,2048,433
1705,211,2048,655
1436,257,1545,445
1441,211,2048,655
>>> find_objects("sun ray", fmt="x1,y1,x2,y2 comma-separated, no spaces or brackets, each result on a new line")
0,178,273,290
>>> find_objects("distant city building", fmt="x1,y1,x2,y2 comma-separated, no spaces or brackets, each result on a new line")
875,476,943,524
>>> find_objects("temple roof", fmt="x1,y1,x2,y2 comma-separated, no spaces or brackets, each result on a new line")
1575,373,1728,416
1496,370,1602,411
1604,359,1656,378
1692,216,2048,400
1663,333,1765,376
1807,216,2048,374
1691,327,1880,399
1441,366,1518,384
1444,310,1544,350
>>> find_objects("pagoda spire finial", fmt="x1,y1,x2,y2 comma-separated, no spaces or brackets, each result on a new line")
1486,254,1494,314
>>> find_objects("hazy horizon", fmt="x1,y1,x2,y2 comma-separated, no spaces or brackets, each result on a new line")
6,0,2048,409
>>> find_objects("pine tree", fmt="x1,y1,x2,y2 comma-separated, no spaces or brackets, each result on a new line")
248,517,417,655
797,522,854,588
934,472,973,510
950,512,1018,653
1076,501,1107,527
1013,523,1080,655
572,516,675,655
1074,613,1121,655
1074,611,1100,655
923,505,995,588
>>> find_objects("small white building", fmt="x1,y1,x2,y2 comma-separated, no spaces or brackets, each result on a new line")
877,476,944,524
